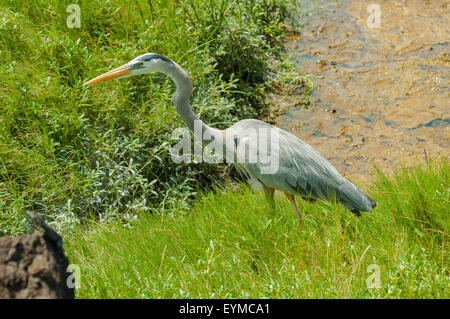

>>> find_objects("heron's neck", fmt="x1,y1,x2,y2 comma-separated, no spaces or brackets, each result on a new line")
166,62,222,141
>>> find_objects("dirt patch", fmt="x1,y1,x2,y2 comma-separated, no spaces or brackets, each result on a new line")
272,0,449,182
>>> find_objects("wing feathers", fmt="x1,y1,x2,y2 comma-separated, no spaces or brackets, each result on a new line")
231,120,376,213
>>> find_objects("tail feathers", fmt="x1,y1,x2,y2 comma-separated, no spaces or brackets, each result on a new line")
338,181,377,215
365,193,377,209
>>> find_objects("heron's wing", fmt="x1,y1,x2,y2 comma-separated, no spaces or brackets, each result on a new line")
236,127,345,201
229,120,375,212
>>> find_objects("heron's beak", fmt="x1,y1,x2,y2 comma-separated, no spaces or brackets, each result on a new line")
83,64,131,86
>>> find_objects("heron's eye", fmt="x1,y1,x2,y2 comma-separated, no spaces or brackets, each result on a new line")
137,62,144,67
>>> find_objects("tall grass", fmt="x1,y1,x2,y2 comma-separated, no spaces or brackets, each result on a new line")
0,0,303,235
66,161,449,298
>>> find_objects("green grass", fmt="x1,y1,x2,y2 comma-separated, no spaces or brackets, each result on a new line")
0,0,304,235
1,0,448,299
66,161,449,298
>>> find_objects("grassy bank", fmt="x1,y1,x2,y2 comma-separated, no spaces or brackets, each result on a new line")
66,161,449,298
2,0,448,300
0,0,303,235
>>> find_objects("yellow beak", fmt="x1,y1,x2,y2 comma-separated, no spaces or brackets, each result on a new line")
83,65,131,86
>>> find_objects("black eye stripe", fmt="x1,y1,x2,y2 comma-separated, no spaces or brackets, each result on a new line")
138,53,172,64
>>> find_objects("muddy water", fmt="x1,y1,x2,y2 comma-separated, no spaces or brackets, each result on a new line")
274,0,449,182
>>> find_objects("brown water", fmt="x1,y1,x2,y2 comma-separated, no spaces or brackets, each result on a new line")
273,0,449,182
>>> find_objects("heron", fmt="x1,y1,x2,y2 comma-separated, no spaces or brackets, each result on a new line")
84,53,376,219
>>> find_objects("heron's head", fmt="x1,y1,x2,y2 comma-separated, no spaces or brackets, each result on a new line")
83,53,173,86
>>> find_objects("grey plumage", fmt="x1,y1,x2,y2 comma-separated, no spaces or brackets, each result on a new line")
227,119,376,216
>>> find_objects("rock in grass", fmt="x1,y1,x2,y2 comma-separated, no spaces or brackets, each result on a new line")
0,212,74,299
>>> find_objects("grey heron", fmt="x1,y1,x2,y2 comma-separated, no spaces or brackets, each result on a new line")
84,53,376,219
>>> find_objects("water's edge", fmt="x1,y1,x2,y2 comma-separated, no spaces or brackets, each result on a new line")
272,0,449,182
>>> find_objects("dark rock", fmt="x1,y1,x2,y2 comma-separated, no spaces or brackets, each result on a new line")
0,213,74,299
